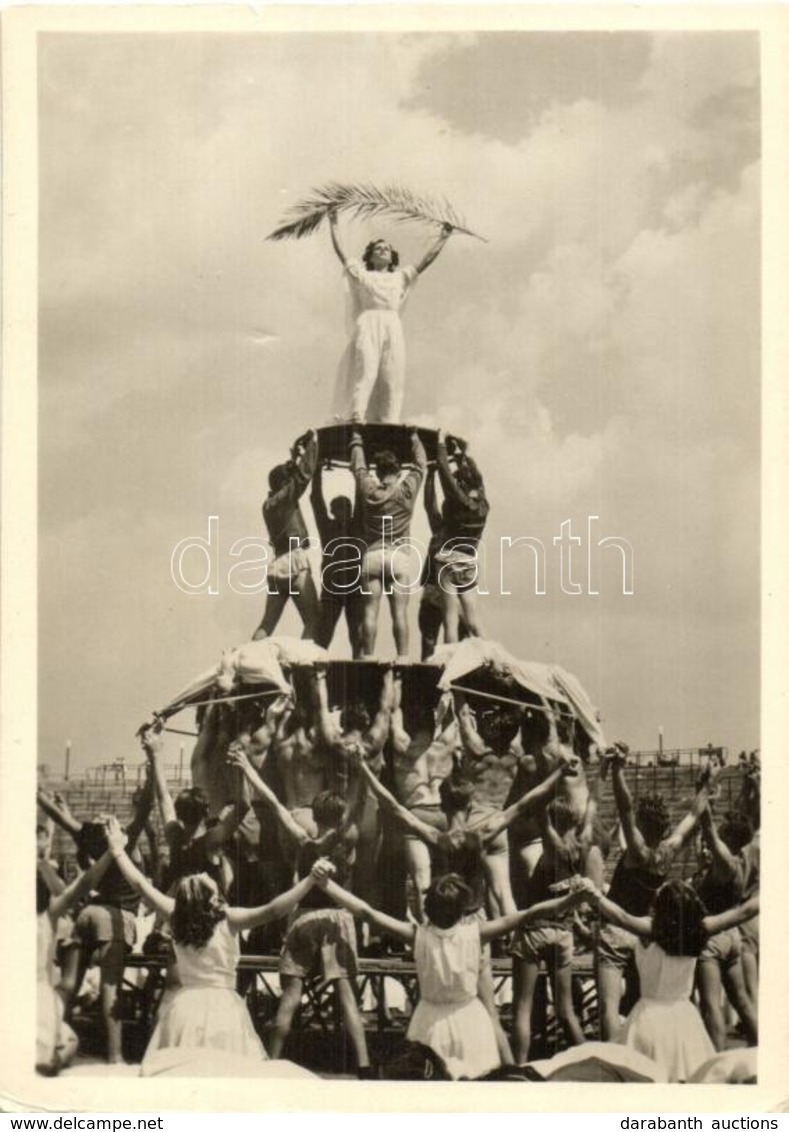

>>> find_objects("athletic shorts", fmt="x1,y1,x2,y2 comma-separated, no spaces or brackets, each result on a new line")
279,908,358,982
403,804,448,840
75,904,137,957
597,922,639,971
510,924,574,970
739,918,759,956
699,927,742,969
362,546,419,588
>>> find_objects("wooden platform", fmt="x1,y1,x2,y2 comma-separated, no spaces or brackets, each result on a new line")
317,423,452,466
119,950,599,1060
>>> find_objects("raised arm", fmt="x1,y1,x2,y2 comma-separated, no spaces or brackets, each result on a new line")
142,729,179,844
37,789,82,838
423,465,441,534
226,742,309,846
328,208,348,268
364,666,395,756
414,223,453,276
319,876,416,945
482,764,565,843
47,847,117,921
227,875,316,933
658,764,718,862
611,754,649,863
124,760,155,849
454,692,488,758
355,758,440,846
389,670,411,757
410,430,428,477
313,667,343,752
481,888,588,943
310,462,331,539
435,430,472,506
703,894,759,937
698,805,738,878
105,817,174,919
589,883,652,939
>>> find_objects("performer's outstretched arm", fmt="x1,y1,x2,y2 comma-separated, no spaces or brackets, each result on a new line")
328,209,348,267
415,223,453,275
226,742,309,847
355,757,441,847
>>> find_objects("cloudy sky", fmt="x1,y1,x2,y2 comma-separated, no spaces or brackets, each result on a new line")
38,28,760,773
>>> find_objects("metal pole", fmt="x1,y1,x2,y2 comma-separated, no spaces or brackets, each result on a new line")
179,743,185,784
65,740,72,781
658,726,664,758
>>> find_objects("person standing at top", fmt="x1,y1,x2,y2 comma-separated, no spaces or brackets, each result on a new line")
253,429,320,642
350,429,426,659
329,209,453,424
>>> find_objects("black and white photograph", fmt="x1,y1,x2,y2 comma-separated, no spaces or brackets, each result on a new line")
2,3,789,1113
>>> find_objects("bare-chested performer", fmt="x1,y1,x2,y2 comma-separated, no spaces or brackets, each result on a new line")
352,749,574,1065
350,429,426,659
313,662,394,918
310,459,362,653
252,429,320,642
389,670,457,921
454,690,524,916
268,694,330,867
418,463,469,659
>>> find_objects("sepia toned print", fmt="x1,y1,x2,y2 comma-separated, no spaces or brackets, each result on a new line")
3,3,788,1115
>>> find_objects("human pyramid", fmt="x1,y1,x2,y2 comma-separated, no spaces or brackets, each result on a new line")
36,210,760,1084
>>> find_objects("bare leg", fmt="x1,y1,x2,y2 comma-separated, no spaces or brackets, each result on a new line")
253,589,288,641
741,949,759,1017
360,577,383,657
336,978,370,1070
552,963,585,1046
403,838,432,922
596,962,625,1042
477,963,513,1065
269,975,303,1058
291,570,321,640
697,960,727,1051
512,958,540,1065
584,845,605,889
458,589,484,637
315,596,343,649
97,940,126,1064
389,589,410,660
483,851,517,916
722,961,758,1046
442,588,461,644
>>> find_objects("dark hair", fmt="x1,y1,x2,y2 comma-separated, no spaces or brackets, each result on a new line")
651,879,707,957
719,811,754,854
362,240,399,272
520,708,552,750
77,821,108,867
439,775,475,816
547,797,578,837
636,792,671,847
373,450,400,479
312,790,346,830
380,1040,450,1081
424,873,471,929
174,787,210,828
340,700,371,734
268,461,293,493
477,706,522,750
170,874,227,949
329,496,353,523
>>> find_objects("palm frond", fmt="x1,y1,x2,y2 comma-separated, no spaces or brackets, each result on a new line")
267,182,487,242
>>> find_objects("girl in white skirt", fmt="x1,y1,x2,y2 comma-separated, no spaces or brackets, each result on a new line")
583,877,759,1082
104,818,318,1069
315,867,588,1080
